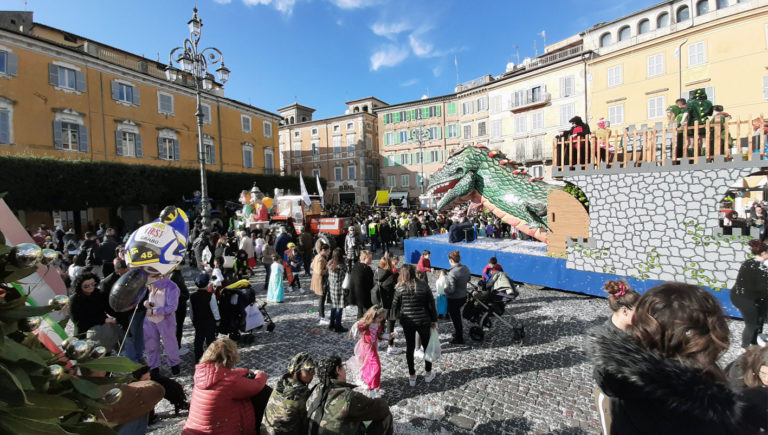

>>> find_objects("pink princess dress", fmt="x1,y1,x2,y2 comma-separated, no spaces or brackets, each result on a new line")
357,322,382,390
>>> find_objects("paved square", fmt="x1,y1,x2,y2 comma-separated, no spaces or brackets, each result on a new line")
148,248,744,434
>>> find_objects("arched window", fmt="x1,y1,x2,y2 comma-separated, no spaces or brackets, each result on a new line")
290,116,294,124
677,5,690,22
716,0,729,8
638,19,651,34
618,26,631,41
600,32,612,47
696,0,710,15
362,105,369,112
657,12,670,27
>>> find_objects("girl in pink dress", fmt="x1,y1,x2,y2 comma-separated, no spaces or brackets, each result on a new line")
354,306,388,398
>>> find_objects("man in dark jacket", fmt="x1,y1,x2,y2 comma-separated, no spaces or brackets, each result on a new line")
275,227,293,259
444,250,471,344
298,230,314,276
78,232,100,269
349,251,374,319
170,269,190,356
96,228,119,277
307,356,393,435
449,220,473,243
189,274,220,362
407,218,420,239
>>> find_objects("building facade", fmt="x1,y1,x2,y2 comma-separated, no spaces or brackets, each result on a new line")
585,0,768,130
0,12,280,175
278,97,384,204
377,94,459,199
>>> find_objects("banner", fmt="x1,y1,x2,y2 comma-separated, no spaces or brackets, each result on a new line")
376,190,390,205
316,174,325,208
299,172,311,206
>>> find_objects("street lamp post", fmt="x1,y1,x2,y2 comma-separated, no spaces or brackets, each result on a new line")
411,124,431,195
165,8,230,229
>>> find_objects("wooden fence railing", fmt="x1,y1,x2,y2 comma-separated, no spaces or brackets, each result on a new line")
553,116,767,172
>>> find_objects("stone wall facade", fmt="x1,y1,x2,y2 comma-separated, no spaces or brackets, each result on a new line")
562,160,765,288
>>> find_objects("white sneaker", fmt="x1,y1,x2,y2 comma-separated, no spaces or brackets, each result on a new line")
409,375,416,387
387,346,399,355
414,349,425,359
299,288,306,294
369,389,377,399
318,318,330,325
424,371,436,383
178,346,190,356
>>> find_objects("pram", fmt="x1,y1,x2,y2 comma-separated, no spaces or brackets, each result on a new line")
462,271,524,343
218,280,275,342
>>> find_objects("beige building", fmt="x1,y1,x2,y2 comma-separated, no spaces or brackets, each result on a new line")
585,0,768,130
377,93,462,199
278,97,385,204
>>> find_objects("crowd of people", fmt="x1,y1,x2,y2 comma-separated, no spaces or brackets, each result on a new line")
23,202,768,434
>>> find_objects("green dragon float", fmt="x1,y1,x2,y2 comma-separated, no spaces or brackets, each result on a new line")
426,145,562,243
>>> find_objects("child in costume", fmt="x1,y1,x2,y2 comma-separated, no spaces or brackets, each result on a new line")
350,306,388,398
283,244,304,293
435,270,448,320
143,274,182,375
267,253,285,303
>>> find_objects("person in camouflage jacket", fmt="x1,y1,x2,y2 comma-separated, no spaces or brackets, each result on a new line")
306,356,393,435
262,352,316,434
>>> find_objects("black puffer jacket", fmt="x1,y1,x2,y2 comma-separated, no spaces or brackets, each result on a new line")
392,281,437,328
377,268,398,310
590,327,767,434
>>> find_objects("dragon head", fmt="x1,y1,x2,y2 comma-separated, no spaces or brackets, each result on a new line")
427,146,487,210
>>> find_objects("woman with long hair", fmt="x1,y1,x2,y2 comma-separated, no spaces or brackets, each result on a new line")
603,280,640,333
183,338,271,434
731,239,768,349
392,264,438,387
591,282,766,433
327,248,348,333
376,256,399,355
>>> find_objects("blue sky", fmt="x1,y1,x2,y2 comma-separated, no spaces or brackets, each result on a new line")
5,0,658,119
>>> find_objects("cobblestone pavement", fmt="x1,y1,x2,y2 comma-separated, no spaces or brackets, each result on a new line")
148,247,745,435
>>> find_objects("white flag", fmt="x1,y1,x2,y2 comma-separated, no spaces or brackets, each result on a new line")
315,174,324,208
299,172,311,206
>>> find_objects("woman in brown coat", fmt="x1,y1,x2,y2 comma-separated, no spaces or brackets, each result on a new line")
311,243,331,325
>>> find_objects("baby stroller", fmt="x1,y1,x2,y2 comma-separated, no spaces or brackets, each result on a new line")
462,271,524,343
218,280,275,342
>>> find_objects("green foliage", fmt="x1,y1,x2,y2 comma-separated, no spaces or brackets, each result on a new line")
0,155,327,211
0,229,145,434
681,220,750,291
564,182,589,211
629,248,660,281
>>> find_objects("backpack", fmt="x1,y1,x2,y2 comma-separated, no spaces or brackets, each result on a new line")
370,268,382,306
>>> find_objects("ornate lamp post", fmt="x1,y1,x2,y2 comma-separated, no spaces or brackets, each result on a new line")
165,8,230,228
411,124,432,194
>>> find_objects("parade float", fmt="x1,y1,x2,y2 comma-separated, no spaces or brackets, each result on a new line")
409,97,768,317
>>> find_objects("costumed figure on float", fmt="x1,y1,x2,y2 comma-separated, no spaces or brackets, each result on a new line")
236,185,271,232
110,206,189,373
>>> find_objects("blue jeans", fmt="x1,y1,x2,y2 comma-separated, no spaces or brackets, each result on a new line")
122,309,146,363
116,413,148,435
330,308,343,329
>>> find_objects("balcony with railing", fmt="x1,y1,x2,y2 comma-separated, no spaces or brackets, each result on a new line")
509,92,551,112
552,116,767,175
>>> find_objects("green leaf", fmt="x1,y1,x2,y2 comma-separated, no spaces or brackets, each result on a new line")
0,339,46,366
0,305,55,320
70,378,103,399
61,422,116,435
0,362,29,404
6,392,80,419
0,266,38,284
75,357,141,374
0,410,72,435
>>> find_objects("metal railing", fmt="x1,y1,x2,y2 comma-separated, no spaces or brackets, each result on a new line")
552,115,767,172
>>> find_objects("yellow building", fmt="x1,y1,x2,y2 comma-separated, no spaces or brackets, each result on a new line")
0,12,280,174
586,0,768,130
278,98,382,204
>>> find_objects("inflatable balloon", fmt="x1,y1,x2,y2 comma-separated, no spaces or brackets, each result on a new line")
125,222,185,276
157,206,189,248
109,268,148,313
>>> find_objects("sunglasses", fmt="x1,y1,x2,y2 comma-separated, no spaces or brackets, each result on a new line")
82,282,96,289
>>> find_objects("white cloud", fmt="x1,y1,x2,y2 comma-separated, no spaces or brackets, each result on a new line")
370,45,409,71
400,78,417,87
329,0,373,8
371,21,411,40
242,0,296,15
408,34,434,57
214,0,232,3
432,65,443,77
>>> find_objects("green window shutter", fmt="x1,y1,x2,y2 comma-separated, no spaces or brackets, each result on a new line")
447,103,455,115
436,105,441,116
425,151,432,163
383,156,388,167
422,107,428,118
405,111,411,121
394,112,400,123
383,115,388,125
411,109,416,120
437,150,443,162
394,155,400,166
395,132,400,144
436,127,442,139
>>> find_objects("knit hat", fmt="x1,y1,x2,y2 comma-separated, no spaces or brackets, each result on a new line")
194,273,210,288
287,352,316,374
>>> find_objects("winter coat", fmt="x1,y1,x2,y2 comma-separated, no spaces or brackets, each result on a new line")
70,290,108,336
349,262,374,310
590,327,767,435
731,258,768,300
183,362,268,435
299,231,314,257
345,233,361,260
392,281,437,328
311,254,328,295
99,380,165,426
306,380,392,435
327,263,347,309
376,268,398,310
444,264,471,300
448,222,473,243
274,233,292,258
263,375,312,435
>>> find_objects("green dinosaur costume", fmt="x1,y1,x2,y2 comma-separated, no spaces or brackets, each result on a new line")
263,375,312,434
683,88,713,125
306,380,393,434
426,145,562,242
